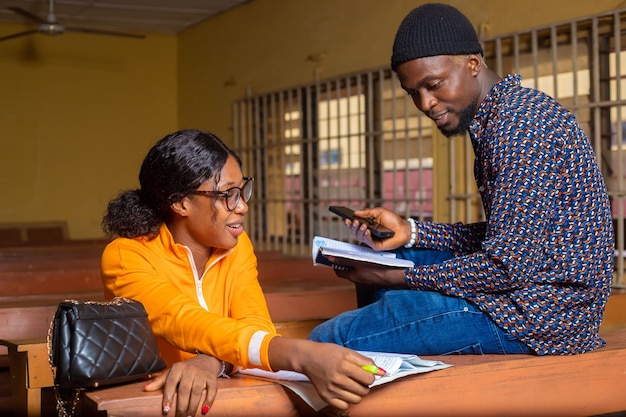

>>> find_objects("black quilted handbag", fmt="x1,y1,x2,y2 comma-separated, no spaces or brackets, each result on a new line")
48,297,167,416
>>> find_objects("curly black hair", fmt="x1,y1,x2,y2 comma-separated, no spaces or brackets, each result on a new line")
101,129,241,239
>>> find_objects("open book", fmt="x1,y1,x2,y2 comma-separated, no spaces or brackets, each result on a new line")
238,351,451,411
312,236,414,268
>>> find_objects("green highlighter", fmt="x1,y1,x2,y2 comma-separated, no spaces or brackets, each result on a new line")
361,364,386,375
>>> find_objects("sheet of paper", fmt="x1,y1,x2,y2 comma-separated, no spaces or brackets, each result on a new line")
359,351,452,387
238,367,309,382
238,351,451,411
312,236,414,268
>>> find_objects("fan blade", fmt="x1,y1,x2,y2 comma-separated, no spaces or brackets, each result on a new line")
8,7,47,24
0,29,39,42
65,27,145,39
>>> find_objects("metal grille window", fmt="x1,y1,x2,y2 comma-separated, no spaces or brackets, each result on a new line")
233,8,626,288
233,71,434,256
480,8,626,288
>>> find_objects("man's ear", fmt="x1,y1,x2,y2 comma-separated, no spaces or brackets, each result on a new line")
467,53,484,76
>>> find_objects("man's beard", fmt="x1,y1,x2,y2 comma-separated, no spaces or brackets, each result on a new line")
439,98,478,137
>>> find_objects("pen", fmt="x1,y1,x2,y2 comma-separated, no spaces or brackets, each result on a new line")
361,364,387,376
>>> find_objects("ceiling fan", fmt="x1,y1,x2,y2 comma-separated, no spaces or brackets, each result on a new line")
0,0,145,42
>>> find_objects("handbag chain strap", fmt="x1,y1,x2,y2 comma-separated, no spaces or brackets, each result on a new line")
52,388,81,417
46,306,81,417
46,297,132,417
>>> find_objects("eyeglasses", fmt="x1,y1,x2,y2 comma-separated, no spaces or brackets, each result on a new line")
192,177,254,211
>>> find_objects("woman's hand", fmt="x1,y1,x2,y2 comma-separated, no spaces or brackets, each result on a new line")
268,338,383,411
347,207,412,251
301,343,375,410
144,354,227,417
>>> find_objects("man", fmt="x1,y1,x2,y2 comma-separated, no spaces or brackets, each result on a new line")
309,3,614,355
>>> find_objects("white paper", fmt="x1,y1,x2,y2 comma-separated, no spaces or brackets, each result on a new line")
238,351,451,411
312,236,414,268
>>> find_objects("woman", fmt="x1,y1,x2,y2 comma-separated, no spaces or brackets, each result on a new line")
101,130,379,417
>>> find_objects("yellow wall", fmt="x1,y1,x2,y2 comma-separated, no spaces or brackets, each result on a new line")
177,0,624,138
0,25,177,239
0,0,622,239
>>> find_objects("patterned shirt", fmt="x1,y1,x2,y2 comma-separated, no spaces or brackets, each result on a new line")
405,74,614,355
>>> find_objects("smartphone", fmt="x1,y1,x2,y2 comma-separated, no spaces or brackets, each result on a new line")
328,206,395,238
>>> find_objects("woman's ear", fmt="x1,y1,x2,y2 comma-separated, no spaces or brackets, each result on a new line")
171,199,188,217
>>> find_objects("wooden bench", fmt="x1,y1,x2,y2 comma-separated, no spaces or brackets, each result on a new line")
79,327,626,417
15,247,626,416
0,252,353,353
0,339,53,417
0,222,70,247
0,244,106,359
3,299,625,417
0,248,354,343
0,248,357,416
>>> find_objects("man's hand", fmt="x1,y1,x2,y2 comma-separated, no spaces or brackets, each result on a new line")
327,255,407,288
346,207,412,251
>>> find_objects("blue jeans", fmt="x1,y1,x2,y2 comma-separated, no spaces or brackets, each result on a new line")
308,248,532,355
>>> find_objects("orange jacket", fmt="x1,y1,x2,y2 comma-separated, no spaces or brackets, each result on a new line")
101,224,278,371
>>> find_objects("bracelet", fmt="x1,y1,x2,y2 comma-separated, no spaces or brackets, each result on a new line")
196,350,230,379
217,360,230,379
404,217,416,248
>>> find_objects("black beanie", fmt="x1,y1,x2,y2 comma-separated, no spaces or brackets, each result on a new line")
391,3,484,71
